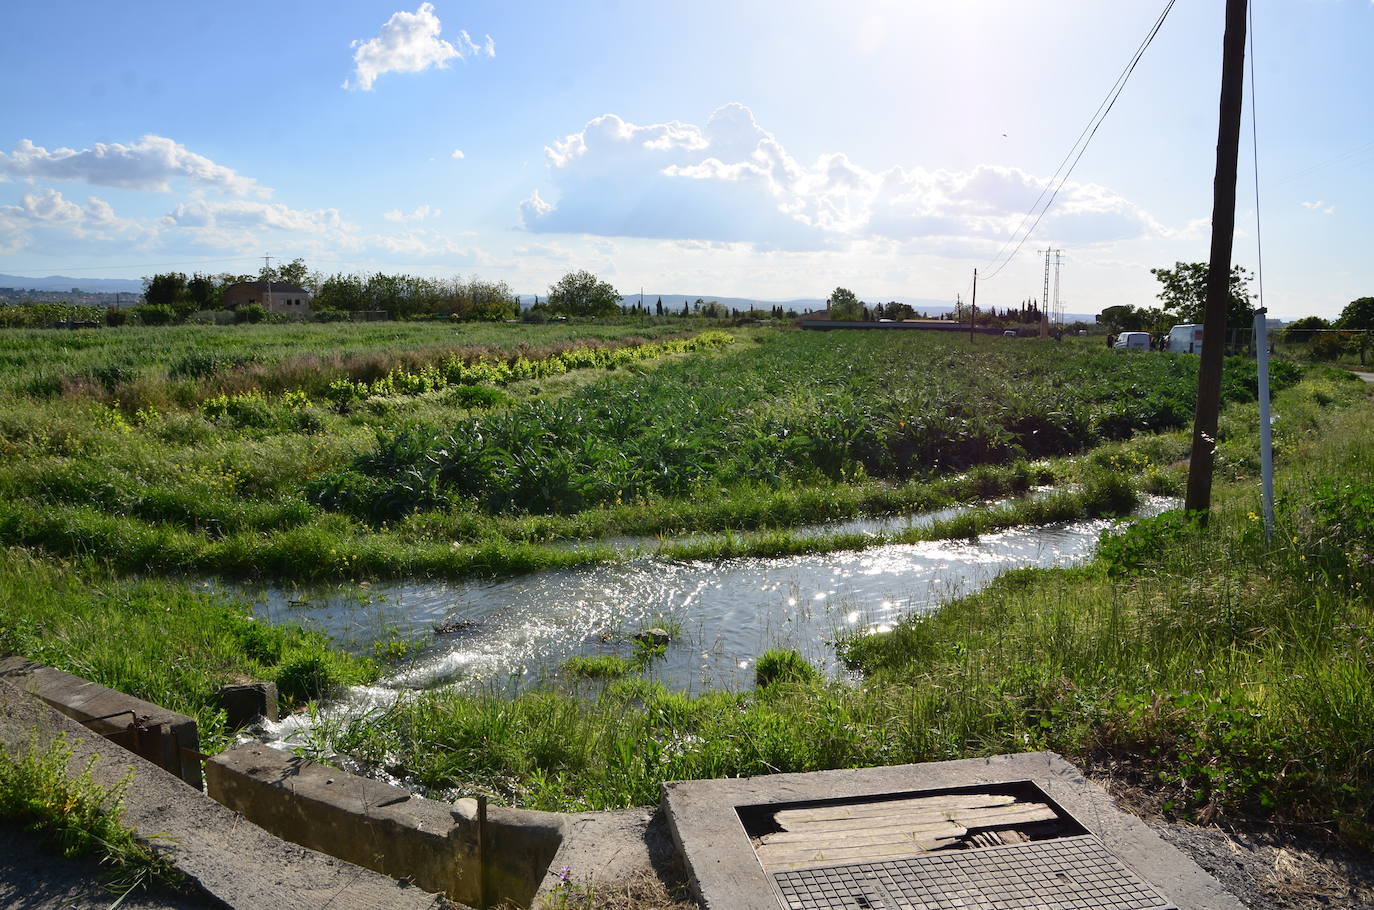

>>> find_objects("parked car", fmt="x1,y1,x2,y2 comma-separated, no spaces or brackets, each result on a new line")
1113,331,1151,351
1167,323,1204,354
1002,329,1017,337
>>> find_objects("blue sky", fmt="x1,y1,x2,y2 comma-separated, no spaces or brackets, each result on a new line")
0,0,1369,318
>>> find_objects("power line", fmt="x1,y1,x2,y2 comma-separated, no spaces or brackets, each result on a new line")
1248,2,1265,316
982,0,1177,281
1274,137,1374,186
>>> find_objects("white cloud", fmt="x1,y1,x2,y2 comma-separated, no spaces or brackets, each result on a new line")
0,136,263,196
521,104,1161,251
344,3,494,91
1301,199,1335,214
165,199,349,233
0,188,143,253
451,149,465,159
383,204,440,222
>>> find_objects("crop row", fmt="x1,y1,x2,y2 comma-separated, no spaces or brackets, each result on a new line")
319,330,735,408
312,332,1301,523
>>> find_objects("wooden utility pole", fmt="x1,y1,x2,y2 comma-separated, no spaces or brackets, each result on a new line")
1185,0,1248,517
970,269,977,342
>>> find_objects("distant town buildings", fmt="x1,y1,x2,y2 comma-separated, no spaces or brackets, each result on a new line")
0,287,135,306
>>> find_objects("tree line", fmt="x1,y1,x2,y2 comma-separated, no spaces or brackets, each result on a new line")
1098,261,1372,361
137,259,519,323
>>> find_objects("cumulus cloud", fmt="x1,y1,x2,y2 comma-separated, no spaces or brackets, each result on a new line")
0,188,142,252
0,136,262,196
165,199,350,234
383,204,440,222
451,149,465,159
344,3,494,91
522,103,1161,251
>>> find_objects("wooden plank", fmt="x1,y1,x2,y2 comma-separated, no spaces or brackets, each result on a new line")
772,792,1016,826
762,819,965,845
944,803,1057,827
761,820,967,847
770,802,1056,837
756,837,962,870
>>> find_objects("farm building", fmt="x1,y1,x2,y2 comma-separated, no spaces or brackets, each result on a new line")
222,281,312,316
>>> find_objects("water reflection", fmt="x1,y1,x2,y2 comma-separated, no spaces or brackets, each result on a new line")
235,496,1176,698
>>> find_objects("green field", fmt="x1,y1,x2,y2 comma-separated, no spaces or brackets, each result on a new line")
292,368,1374,844
0,326,1294,580
1,320,1369,847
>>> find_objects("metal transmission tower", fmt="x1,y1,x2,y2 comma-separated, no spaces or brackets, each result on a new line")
1053,250,1065,325
1039,247,1063,324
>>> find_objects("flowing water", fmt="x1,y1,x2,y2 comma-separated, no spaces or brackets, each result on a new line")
237,497,1177,735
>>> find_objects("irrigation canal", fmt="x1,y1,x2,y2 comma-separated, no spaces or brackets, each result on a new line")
231,495,1177,743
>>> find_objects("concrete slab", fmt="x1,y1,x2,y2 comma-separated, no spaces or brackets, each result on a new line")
208,743,563,908
0,678,458,910
0,655,201,788
663,752,1246,910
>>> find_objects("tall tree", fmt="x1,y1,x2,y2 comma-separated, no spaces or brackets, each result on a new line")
1336,296,1374,331
143,272,196,319
277,258,310,288
186,273,221,312
829,287,864,321
1150,261,1254,326
547,270,621,317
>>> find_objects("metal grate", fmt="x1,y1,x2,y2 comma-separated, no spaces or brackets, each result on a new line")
772,834,1176,910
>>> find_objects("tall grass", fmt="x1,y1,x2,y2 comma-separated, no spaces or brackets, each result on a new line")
0,550,376,750
0,735,182,894
308,373,1374,846
0,329,1278,581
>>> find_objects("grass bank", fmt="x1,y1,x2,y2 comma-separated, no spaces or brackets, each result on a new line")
0,551,376,752
307,369,1373,848
0,329,1296,582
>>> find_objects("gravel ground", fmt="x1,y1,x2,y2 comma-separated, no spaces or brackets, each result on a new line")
1085,761,1374,910
1155,821,1374,910
0,822,212,909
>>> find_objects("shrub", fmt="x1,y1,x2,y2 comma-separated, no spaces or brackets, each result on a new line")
1096,510,1202,577
235,303,268,324
754,648,819,688
131,304,176,326
1308,334,1349,362
276,654,339,704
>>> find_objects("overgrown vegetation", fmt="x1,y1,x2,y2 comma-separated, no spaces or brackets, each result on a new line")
293,369,1374,848
0,329,1295,582
3,321,1365,859
0,550,376,751
0,735,181,895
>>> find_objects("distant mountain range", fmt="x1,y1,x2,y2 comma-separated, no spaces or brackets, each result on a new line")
0,274,144,293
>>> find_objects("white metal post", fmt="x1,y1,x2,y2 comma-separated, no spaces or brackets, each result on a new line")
1254,308,1274,540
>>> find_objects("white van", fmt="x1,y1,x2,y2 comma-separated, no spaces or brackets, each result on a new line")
1167,324,1204,354
1113,332,1151,351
